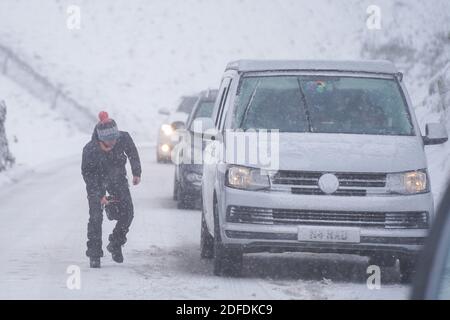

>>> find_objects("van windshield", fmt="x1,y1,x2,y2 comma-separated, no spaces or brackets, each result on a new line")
177,96,198,113
193,101,215,119
233,75,414,135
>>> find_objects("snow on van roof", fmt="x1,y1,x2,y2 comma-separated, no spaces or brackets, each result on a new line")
225,60,399,75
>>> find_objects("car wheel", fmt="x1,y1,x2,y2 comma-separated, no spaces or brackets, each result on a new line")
177,184,195,209
212,198,243,277
399,255,418,284
368,253,397,268
200,210,214,259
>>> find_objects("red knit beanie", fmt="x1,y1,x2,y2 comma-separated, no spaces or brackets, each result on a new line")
96,111,119,141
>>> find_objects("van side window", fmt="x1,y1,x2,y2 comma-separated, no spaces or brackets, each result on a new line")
212,79,228,127
214,78,231,127
217,79,233,130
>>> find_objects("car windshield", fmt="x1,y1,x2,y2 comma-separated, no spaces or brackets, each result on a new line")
232,75,414,135
177,96,198,113
193,101,215,119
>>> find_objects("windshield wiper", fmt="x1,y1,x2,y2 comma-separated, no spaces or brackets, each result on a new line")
296,78,313,132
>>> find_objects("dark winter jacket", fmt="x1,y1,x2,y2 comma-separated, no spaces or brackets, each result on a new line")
82,129,141,199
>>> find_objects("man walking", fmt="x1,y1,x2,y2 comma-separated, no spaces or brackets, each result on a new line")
82,111,142,268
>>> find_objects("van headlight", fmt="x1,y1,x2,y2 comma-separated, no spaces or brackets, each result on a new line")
386,170,429,194
226,165,270,191
161,124,174,136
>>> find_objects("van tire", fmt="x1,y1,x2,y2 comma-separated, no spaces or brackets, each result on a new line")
399,255,418,283
212,198,243,276
213,243,243,277
200,211,214,259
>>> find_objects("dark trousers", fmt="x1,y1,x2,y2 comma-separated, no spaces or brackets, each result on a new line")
86,181,134,258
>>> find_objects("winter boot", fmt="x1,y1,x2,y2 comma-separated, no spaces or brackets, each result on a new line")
90,257,101,268
107,243,124,263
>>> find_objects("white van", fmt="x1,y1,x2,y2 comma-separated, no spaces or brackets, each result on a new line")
197,60,448,282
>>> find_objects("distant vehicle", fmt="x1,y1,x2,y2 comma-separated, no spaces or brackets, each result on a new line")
412,182,450,299
173,89,218,209
156,95,198,163
198,60,448,278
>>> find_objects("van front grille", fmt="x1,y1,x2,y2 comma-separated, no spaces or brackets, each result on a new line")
270,171,387,196
291,188,367,197
226,206,429,229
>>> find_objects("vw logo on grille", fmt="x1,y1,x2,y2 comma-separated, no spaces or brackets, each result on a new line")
318,173,340,194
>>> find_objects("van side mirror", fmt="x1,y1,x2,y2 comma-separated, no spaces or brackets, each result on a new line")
190,117,217,140
171,121,185,130
423,123,448,145
158,108,170,116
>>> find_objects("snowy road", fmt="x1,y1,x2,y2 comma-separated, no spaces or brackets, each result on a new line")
0,147,409,299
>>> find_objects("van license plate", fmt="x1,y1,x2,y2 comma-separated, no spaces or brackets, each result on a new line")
298,226,360,243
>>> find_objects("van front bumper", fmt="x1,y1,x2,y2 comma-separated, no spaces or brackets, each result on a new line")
219,187,433,255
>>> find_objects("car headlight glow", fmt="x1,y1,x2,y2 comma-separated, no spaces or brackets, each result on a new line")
161,124,174,136
386,170,428,194
160,144,170,153
226,165,270,191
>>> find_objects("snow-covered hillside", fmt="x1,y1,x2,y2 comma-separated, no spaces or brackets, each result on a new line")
0,0,447,134
0,0,448,194
0,74,88,185
0,0,368,142
359,0,450,202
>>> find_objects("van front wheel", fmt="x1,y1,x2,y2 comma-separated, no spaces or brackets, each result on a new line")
213,242,243,277
200,211,214,259
212,199,243,276
399,255,418,283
